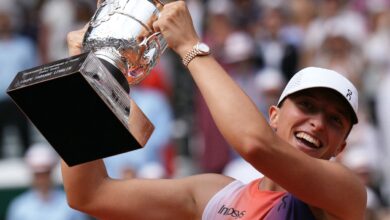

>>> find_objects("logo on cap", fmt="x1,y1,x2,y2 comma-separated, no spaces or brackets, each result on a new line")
346,89,352,101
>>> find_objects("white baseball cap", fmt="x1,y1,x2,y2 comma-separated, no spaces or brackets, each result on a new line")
25,143,59,173
277,67,358,124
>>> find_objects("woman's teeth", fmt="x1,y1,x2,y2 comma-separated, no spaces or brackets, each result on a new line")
296,132,320,148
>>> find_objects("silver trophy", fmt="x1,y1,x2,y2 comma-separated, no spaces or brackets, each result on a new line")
7,0,167,166
84,0,167,85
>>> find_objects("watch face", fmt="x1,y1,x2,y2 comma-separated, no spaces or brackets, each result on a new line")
197,42,210,54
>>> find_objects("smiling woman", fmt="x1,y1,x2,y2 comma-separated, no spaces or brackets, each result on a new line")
61,2,366,220
269,67,358,160
272,89,351,159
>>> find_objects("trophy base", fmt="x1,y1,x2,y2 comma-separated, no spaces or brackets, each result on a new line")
7,52,154,166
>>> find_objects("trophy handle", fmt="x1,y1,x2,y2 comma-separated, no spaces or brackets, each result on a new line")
141,31,164,61
127,32,165,85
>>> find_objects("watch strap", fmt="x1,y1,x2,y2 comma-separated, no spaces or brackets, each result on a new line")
182,42,210,67
182,46,201,67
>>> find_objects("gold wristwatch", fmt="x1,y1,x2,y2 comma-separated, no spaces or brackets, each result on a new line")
182,42,210,67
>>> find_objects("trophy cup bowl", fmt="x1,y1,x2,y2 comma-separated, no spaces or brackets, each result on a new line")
83,0,167,86
7,0,167,166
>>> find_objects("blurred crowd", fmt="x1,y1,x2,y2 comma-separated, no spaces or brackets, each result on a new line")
1,0,390,219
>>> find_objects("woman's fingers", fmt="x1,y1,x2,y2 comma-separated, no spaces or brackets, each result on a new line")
67,24,89,56
97,0,103,7
155,1,198,57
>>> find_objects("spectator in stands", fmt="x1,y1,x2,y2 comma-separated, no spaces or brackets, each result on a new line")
6,143,89,220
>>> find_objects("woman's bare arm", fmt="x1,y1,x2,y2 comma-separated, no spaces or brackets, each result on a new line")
154,2,366,219
61,5,233,219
